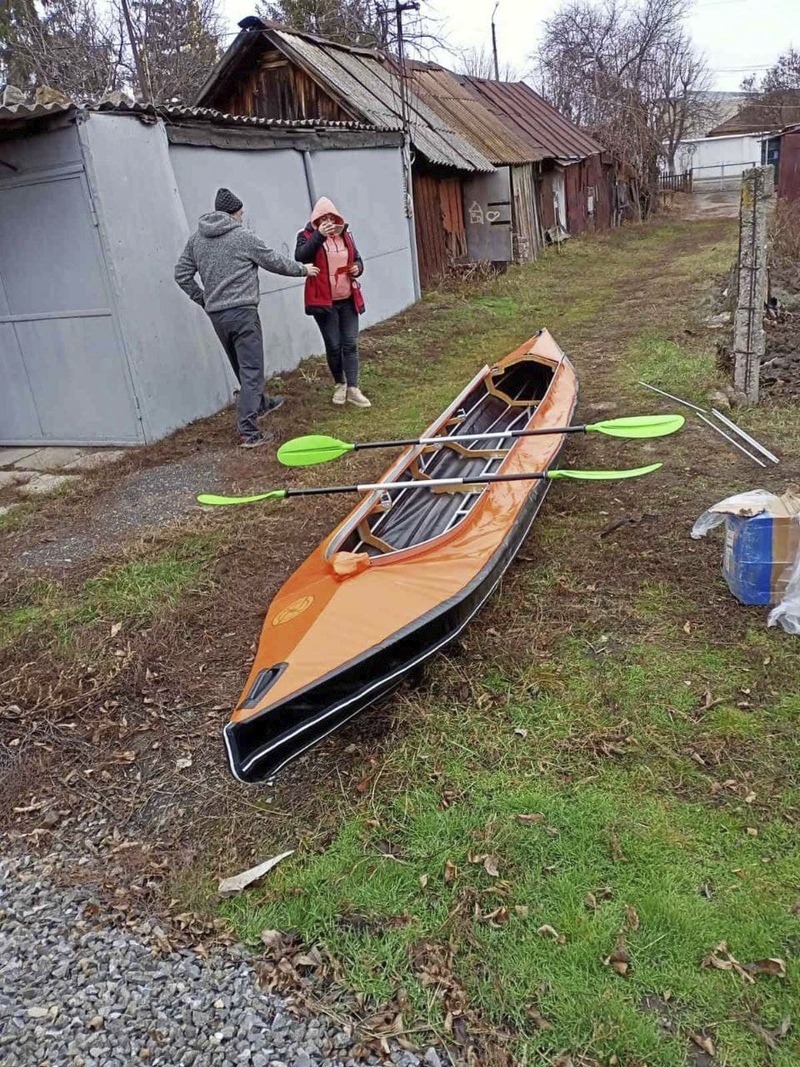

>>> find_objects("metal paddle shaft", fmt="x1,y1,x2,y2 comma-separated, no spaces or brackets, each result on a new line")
276,415,684,467
197,462,663,507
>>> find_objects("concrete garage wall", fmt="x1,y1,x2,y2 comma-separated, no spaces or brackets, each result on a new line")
80,114,234,442
0,110,417,446
170,141,416,375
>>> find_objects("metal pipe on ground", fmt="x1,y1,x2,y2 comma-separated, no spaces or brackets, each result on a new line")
637,381,707,413
711,408,779,464
695,412,767,467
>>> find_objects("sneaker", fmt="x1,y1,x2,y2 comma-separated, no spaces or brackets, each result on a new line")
239,431,274,449
258,395,285,417
346,386,371,408
332,382,347,405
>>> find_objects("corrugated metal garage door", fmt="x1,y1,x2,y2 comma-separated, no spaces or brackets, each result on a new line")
0,163,142,445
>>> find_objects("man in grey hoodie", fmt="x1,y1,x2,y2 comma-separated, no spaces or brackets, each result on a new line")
175,187,320,448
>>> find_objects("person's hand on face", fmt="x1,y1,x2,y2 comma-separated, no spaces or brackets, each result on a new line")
318,217,337,237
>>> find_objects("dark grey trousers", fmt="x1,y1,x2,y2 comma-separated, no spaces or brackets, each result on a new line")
208,305,267,437
311,298,360,386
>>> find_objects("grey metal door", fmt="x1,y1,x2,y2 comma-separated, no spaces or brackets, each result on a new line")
463,168,513,263
0,164,141,446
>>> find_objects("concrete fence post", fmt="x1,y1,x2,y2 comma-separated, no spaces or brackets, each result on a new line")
732,165,774,403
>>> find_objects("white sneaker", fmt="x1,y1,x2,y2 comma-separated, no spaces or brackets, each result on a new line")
332,382,347,405
347,386,371,408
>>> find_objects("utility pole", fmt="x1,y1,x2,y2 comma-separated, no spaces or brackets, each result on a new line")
377,0,422,298
491,2,500,80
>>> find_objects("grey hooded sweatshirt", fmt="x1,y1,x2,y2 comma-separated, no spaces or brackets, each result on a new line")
174,212,306,314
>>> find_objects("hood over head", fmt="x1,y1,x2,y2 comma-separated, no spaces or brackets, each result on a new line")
311,196,345,227
198,211,242,238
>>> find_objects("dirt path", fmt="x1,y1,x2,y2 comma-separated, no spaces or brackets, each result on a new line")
2,215,747,897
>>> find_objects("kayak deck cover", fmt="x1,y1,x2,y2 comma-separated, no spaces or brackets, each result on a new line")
225,329,578,782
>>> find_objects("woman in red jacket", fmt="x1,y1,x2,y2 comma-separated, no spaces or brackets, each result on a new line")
295,197,371,408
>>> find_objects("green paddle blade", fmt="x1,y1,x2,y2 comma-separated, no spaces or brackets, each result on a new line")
547,462,662,481
197,490,287,506
277,434,355,467
587,414,685,438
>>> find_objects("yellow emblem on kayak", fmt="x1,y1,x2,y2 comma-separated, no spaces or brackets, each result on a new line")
272,595,314,626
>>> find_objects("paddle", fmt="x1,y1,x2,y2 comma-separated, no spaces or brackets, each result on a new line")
197,462,663,507
276,414,684,468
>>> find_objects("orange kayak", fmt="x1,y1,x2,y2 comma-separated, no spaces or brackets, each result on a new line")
226,329,578,782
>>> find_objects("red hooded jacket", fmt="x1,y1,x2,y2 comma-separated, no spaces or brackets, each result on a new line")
295,196,365,315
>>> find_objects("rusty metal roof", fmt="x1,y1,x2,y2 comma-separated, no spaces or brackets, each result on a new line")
462,78,601,161
272,29,494,171
195,20,494,172
408,64,544,165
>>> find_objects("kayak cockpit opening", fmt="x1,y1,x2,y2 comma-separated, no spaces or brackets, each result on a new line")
328,355,557,559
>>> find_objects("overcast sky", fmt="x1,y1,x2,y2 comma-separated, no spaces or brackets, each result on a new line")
219,0,796,92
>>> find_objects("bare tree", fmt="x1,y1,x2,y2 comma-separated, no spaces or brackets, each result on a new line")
743,47,800,95
455,45,520,82
257,0,448,58
650,30,713,172
115,0,224,103
536,0,709,213
1,0,121,99
739,48,800,133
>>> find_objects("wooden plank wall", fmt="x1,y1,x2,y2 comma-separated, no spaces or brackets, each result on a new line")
208,44,351,122
412,172,467,288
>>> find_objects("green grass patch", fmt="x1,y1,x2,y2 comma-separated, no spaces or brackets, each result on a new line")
621,334,722,400
0,536,216,650
228,776,799,1065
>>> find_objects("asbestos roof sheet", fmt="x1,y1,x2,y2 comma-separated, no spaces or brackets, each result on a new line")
463,78,601,161
0,96,382,132
0,100,75,125
93,99,381,129
273,29,494,171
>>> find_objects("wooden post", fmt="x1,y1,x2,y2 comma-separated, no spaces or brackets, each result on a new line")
732,165,773,403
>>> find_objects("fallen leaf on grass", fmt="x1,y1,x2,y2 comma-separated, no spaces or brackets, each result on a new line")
604,933,630,976
481,906,509,927
419,874,429,890
110,622,122,638
690,1032,715,1056
218,850,294,897
747,1017,791,1050
175,757,192,770
513,727,529,738
625,906,640,931
585,892,598,911
537,924,566,943
683,620,692,634
483,855,500,878
515,813,545,825
741,958,787,979
515,905,529,918
444,860,458,885
526,1005,552,1030
702,942,787,983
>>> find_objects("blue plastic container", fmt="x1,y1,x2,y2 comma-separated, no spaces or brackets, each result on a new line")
723,511,800,606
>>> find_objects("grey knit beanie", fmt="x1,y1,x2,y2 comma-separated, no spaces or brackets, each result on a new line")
215,187,243,214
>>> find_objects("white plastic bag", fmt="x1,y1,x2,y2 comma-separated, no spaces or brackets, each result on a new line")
768,553,800,634
690,490,778,540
